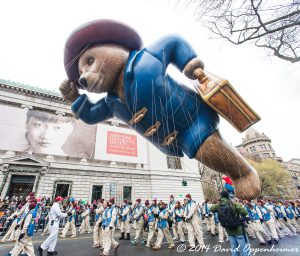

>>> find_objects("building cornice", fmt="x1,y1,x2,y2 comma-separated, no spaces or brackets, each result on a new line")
0,79,65,102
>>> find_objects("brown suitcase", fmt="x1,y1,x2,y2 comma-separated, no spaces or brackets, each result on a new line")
193,68,261,132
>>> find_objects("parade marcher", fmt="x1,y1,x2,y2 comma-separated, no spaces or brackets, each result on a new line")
61,199,77,238
202,199,216,235
294,201,300,225
152,201,175,250
245,202,272,245
167,195,177,240
118,199,130,240
79,204,92,234
5,202,38,256
101,198,119,256
131,198,146,245
257,200,279,243
1,192,34,243
37,196,71,256
268,201,284,239
284,201,299,235
243,200,257,239
1,204,23,243
174,201,185,243
184,194,205,250
145,199,158,247
274,202,296,236
93,199,105,248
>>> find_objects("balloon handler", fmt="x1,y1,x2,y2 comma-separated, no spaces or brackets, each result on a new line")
60,19,261,199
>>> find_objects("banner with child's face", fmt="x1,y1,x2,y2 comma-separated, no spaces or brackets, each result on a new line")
0,105,97,158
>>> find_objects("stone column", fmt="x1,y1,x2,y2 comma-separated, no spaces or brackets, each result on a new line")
0,164,9,198
34,166,48,195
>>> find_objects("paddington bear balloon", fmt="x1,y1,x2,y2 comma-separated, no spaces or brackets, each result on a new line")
60,19,261,200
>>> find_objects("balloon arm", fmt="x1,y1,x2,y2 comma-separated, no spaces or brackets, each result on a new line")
71,94,113,124
145,34,197,72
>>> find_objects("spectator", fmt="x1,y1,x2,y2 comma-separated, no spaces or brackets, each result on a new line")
210,191,251,256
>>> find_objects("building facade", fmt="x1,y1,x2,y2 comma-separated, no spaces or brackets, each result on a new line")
0,79,205,204
237,127,300,197
282,159,300,195
236,127,282,161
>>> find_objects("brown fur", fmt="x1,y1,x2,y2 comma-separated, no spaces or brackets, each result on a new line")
195,131,261,199
78,44,129,100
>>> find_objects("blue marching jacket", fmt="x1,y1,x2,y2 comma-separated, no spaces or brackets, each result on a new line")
72,35,219,159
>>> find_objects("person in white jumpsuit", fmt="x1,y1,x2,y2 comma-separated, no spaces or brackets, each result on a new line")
37,196,70,256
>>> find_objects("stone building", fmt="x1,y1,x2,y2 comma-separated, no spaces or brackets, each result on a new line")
236,127,282,162
282,159,300,196
0,79,205,204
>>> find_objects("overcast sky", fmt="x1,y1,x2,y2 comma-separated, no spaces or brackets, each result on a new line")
0,0,299,161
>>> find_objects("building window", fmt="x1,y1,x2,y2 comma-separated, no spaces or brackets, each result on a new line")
109,183,117,199
269,144,272,150
167,156,182,169
7,175,36,199
123,186,132,202
91,185,103,202
260,144,267,150
55,183,70,198
250,146,256,152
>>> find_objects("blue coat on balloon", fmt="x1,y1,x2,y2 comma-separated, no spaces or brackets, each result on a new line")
72,35,219,158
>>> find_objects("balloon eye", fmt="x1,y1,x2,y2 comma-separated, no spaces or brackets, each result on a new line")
88,58,95,65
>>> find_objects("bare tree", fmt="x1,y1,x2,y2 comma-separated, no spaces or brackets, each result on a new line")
183,0,300,63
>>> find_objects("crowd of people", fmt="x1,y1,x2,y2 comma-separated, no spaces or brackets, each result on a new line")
1,192,300,256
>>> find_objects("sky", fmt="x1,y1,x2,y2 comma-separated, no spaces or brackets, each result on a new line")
0,0,299,161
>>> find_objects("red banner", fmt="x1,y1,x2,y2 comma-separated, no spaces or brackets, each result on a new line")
106,131,138,157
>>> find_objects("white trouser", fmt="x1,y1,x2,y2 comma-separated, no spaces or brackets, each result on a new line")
218,223,228,242
172,224,178,239
290,218,300,232
278,218,293,236
134,219,146,241
120,219,130,234
155,227,174,248
264,219,279,240
1,222,17,242
79,218,92,233
61,220,76,237
246,222,256,238
41,224,59,252
175,221,185,242
205,216,216,234
252,220,271,243
186,216,205,247
146,221,157,246
93,222,103,246
103,227,119,255
10,235,35,256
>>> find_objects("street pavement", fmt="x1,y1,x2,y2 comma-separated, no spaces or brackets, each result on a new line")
1,229,300,256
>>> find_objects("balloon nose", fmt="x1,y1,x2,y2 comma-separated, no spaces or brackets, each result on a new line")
79,77,88,88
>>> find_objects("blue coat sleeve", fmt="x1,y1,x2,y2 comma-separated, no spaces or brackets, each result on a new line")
71,94,113,125
145,34,197,71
